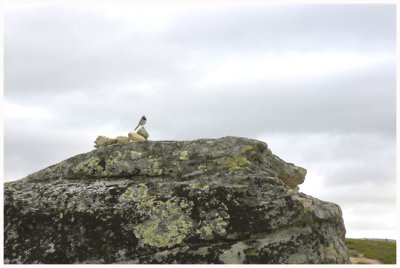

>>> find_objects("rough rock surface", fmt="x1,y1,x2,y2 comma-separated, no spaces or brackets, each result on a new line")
4,136,350,264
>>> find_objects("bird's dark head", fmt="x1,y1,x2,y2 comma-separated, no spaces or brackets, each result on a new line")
142,116,146,120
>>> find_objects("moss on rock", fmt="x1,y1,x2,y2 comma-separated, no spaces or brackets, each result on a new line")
223,156,250,172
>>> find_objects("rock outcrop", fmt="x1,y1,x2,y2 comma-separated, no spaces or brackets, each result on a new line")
4,136,350,264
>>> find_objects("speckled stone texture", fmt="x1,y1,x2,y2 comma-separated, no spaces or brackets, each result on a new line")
4,136,350,264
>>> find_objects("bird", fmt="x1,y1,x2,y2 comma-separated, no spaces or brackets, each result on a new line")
134,115,147,130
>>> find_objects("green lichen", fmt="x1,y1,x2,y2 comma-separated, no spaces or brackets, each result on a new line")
143,158,163,176
134,200,193,248
189,183,209,191
107,151,122,165
197,225,213,239
196,210,229,239
240,145,256,156
240,145,264,162
130,151,142,160
119,184,152,204
179,151,189,160
214,214,229,236
223,156,250,172
120,184,194,248
73,156,103,175
71,151,135,177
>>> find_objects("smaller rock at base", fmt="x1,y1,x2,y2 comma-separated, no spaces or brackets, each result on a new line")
95,135,110,148
137,127,149,140
128,132,146,142
116,136,130,144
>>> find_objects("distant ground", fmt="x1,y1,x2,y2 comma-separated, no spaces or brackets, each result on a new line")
345,238,396,264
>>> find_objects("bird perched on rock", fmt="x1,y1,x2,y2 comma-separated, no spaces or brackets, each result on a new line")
134,115,147,130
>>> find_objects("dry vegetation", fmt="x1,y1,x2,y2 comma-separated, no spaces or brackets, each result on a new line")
346,238,396,264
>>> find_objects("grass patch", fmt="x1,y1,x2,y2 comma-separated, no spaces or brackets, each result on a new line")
345,238,396,264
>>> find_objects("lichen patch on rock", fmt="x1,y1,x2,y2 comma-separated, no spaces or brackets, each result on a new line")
133,199,193,248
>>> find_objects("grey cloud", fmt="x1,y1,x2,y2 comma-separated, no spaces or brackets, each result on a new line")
137,66,391,137
15,55,392,141
167,5,395,53
4,119,96,180
265,133,395,188
322,157,395,186
295,133,396,186
345,210,396,231
5,4,396,101
5,5,176,97
5,4,395,137
266,132,395,165
322,183,396,205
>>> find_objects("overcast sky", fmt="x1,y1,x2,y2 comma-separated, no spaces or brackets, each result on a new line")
4,3,396,239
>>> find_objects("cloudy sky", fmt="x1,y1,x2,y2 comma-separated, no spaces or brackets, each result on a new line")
4,3,396,239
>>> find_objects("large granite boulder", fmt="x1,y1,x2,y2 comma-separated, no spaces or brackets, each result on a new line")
4,136,350,264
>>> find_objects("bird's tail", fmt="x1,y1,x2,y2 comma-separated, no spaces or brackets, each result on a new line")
134,125,139,130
